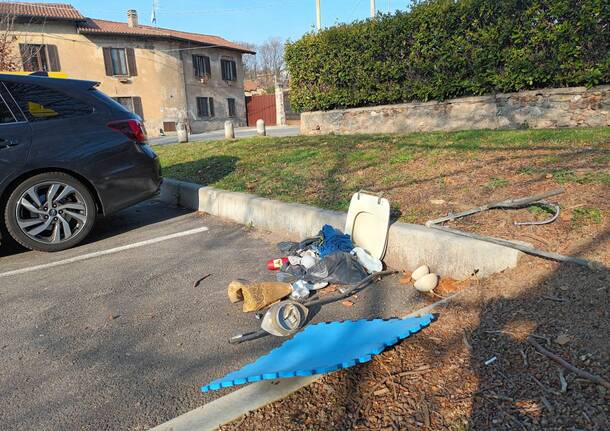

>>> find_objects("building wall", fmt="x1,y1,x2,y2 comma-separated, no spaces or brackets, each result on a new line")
300,86,610,136
9,21,248,137
181,47,246,133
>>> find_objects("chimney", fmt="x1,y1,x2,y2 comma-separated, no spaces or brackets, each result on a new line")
127,9,138,27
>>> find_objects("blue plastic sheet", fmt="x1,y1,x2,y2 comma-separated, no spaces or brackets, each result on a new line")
202,314,434,392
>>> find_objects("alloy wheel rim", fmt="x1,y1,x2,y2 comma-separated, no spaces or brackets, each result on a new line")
15,181,88,244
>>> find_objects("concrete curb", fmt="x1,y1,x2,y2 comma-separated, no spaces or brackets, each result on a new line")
160,178,521,280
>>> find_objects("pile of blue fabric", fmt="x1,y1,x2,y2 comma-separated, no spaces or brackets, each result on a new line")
318,224,354,257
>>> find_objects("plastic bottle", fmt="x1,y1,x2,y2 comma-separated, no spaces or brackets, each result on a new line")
267,257,289,270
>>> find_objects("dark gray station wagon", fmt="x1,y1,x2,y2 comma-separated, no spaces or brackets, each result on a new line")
0,72,161,252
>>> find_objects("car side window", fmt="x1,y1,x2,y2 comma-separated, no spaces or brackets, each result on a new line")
0,95,15,124
3,81,93,122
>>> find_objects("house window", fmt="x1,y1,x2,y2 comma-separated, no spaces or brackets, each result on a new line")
227,98,236,117
103,48,138,77
221,59,237,81
193,55,211,78
19,44,61,72
111,48,128,75
196,97,214,118
112,96,144,119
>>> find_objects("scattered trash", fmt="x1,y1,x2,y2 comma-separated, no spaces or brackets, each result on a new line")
414,273,439,293
229,270,397,344
260,301,309,337
193,273,211,288
300,253,318,269
514,201,560,226
267,257,289,270
411,265,430,281
559,369,568,393
554,334,571,346
341,300,354,307
318,224,354,257
204,314,435,392
290,280,311,301
351,246,383,273
485,356,497,366
227,280,292,312
429,199,446,205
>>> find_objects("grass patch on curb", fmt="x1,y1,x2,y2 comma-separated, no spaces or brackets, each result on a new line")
153,127,610,224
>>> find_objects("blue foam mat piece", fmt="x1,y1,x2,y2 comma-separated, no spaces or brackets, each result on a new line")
201,314,434,392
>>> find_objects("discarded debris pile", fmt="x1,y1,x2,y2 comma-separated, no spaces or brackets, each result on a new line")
226,192,395,345
198,192,443,393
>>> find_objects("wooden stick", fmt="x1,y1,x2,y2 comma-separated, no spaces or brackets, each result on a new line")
429,225,604,270
527,337,610,390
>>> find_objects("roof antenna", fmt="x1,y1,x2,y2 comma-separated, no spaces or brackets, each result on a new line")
151,0,159,26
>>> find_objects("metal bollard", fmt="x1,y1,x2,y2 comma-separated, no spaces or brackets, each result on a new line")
224,121,235,139
256,119,266,136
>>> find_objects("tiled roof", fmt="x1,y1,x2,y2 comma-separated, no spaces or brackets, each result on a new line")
77,18,255,54
0,2,84,20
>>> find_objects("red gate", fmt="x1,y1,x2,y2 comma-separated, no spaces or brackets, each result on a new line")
246,94,276,126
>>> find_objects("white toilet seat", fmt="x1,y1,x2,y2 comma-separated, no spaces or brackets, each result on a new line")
344,191,390,260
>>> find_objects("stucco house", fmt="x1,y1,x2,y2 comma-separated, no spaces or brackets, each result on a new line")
0,2,255,137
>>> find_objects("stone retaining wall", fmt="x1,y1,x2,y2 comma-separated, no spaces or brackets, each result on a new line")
300,85,610,135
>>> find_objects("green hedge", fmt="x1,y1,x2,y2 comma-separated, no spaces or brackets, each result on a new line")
285,0,610,112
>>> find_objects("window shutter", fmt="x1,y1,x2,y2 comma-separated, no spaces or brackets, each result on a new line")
220,60,226,80
204,56,211,76
192,55,198,76
231,61,237,81
102,48,113,76
196,97,204,117
46,45,61,71
126,48,137,76
209,98,214,117
132,96,144,119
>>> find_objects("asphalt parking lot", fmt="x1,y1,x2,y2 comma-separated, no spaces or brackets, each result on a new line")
0,199,427,430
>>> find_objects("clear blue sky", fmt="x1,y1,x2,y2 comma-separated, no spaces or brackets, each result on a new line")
34,0,412,44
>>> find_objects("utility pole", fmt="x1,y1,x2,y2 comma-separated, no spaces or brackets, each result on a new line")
315,0,321,30
370,0,376,17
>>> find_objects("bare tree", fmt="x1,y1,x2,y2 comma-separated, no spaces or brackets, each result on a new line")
0,13,20,71
257,37,285,86
235,40,258,81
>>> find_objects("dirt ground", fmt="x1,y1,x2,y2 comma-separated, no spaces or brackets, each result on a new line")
220,196,608,430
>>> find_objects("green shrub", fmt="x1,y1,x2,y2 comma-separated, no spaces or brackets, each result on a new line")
285,0,610,112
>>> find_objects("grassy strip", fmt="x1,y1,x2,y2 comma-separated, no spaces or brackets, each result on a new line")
154,128,610,223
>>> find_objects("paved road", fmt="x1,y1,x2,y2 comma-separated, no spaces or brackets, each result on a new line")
0,199,427,430
149,125,300,146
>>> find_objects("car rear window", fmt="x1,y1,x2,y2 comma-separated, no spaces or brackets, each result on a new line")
4,81,93,122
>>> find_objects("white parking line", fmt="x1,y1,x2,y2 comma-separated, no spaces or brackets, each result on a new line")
0,226,209,279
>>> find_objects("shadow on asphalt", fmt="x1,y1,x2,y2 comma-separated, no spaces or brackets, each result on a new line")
0,198,192,259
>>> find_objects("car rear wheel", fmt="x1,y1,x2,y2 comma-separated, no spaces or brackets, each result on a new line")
4,172,96,252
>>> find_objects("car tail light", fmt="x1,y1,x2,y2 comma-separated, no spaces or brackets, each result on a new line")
107,119,147,143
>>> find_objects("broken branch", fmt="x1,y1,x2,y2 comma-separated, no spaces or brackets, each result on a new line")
527,337,610,390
